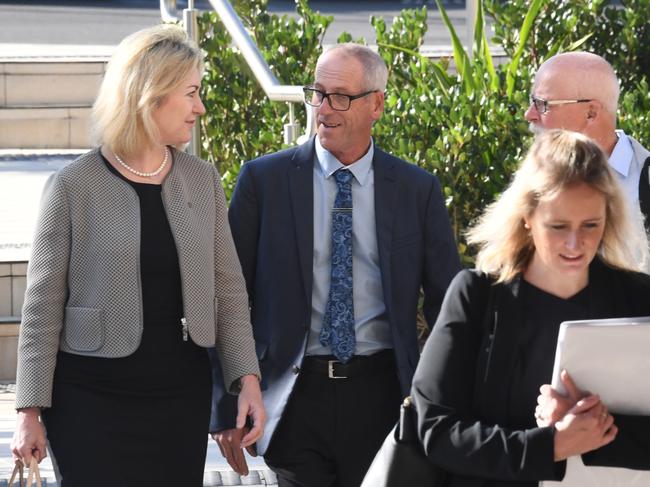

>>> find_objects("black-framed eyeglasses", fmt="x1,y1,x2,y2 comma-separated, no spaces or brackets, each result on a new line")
303,86,379,111
529,95,592,115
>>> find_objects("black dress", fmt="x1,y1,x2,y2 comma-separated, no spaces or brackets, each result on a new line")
42,157,212,487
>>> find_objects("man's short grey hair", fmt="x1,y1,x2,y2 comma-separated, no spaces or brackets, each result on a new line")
323,43,389,92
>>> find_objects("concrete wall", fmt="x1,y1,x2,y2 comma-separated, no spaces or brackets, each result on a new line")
0,262,25,380
0,262,25,318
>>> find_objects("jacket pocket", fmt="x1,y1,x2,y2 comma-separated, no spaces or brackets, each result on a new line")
63,307,105,352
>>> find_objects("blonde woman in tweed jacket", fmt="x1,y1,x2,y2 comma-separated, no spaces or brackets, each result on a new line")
11,25,265,486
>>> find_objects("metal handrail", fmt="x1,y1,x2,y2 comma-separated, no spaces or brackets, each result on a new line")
160,0,313,148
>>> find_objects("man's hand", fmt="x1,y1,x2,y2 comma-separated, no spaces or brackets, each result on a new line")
237,374,266,448
213,428,257,476
11,408,47,465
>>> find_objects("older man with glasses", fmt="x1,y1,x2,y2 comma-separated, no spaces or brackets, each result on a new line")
525,51,650,238
209,42,461,487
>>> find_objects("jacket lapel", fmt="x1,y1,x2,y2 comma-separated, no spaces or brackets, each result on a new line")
161,150,208,322
373,148,398,317
288,138,316,306
481,277,525,424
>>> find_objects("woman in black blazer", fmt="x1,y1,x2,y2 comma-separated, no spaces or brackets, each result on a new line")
412,129,650,486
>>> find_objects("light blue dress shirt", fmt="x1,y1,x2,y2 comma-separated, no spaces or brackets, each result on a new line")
610,130,640,205
306,137,393,356
609,130,650,272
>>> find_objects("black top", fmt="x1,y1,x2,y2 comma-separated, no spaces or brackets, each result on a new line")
101,154,184,325
109,166,184,324
509,280,589,428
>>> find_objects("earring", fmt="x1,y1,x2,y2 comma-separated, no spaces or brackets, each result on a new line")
523,222,531,230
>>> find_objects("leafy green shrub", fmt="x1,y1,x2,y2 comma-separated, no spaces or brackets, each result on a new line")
197,0,649,263
370,1,539,263
619,78,650,146
198,0,331,197
485,0,649,147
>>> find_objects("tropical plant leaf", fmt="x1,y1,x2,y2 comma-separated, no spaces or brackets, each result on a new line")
506,0,546,96
476,0,499,92
565,32,594,51
435,0,475,95
377,41,452,100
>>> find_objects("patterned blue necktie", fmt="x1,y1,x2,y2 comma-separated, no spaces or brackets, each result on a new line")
320,169,355,363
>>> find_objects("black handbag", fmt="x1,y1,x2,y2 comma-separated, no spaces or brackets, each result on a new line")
360,396,446,487
362,278,496,487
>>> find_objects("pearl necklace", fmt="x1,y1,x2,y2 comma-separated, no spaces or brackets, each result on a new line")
114,147,169,177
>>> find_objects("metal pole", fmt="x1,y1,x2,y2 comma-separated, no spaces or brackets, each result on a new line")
184,1,201,156
283,103,300,145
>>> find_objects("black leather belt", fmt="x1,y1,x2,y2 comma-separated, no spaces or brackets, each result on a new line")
301,350,395,379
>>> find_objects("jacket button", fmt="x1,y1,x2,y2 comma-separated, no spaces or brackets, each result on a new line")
292,366,300,374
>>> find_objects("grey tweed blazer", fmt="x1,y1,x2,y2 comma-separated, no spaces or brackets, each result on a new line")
16,147,260,409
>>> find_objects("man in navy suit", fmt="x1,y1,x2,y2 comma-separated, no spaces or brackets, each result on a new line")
210,43,461,487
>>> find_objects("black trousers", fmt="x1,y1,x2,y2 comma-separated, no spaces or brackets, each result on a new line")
264,350,403,487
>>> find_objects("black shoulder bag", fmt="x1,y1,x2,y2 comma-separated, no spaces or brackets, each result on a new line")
361,276,497,487
360,395,446,487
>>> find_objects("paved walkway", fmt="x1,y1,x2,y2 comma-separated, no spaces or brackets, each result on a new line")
0,384,277,487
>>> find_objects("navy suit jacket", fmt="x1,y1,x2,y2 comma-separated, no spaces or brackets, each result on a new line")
209,138,461,448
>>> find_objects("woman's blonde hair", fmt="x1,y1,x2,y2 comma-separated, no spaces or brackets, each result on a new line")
467,129,648,282
92,24,203,158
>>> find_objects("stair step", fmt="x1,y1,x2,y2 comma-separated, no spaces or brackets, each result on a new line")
1,59,106,108
0,46,109,149
0,107,91,149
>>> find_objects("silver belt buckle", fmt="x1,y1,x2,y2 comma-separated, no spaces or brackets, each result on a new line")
328,360,347,379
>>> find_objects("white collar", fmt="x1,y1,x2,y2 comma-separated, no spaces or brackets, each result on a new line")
609,130,634,177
